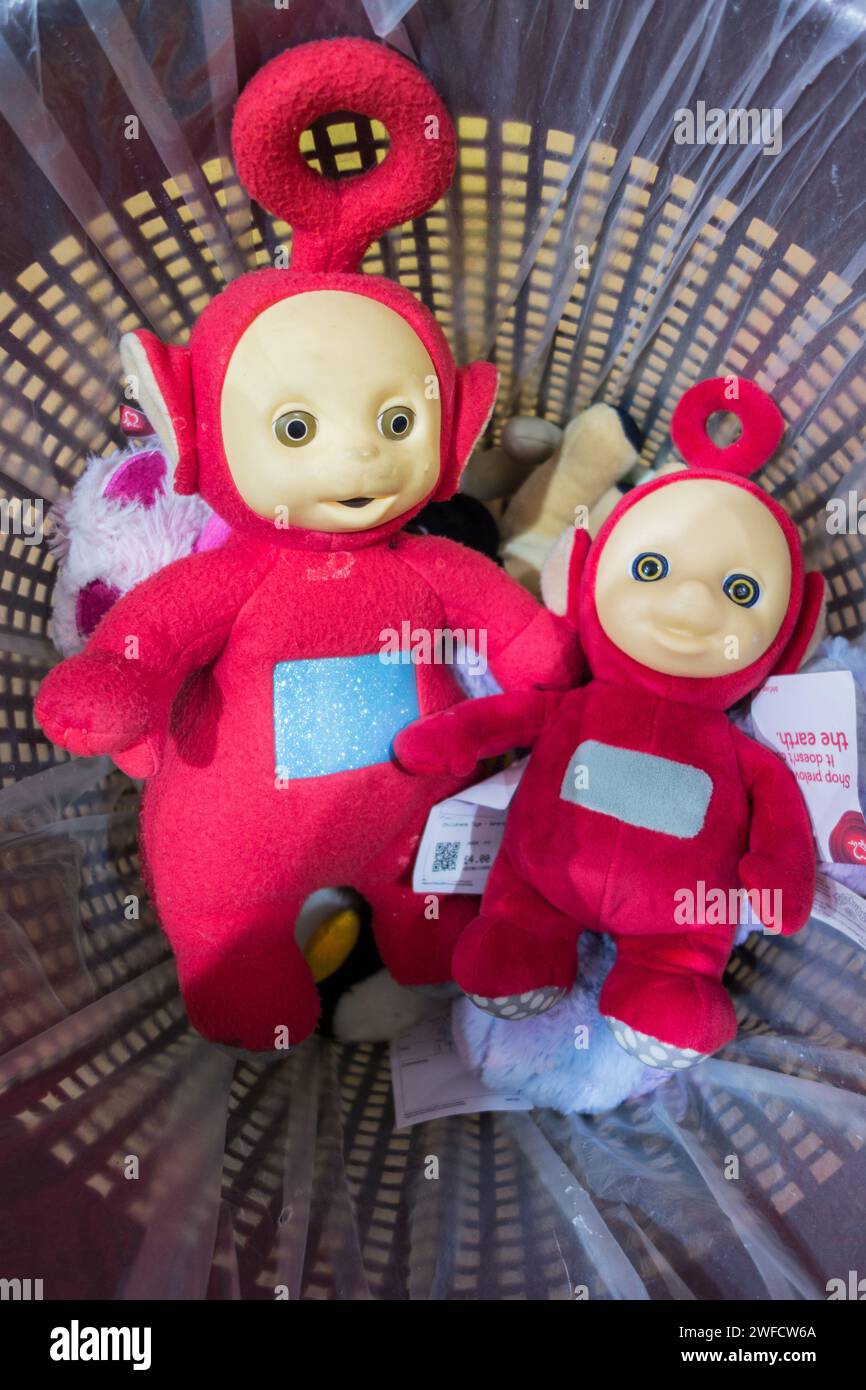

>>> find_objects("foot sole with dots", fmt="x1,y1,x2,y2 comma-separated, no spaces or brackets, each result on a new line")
604,1016,712,1070
466,985,567,1020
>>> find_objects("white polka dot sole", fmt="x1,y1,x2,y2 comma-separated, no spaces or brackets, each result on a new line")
604,1016,711,1070
467,986,566,1020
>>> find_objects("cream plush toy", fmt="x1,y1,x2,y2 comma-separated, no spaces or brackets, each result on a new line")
462,402,650,596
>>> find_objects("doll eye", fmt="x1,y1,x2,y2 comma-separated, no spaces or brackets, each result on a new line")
273,410,317,447
631,552,669,582
378,406,415,440
723,573,760,607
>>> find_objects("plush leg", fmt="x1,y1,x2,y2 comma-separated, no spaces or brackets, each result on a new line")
163,896,321,1051
452,849,581,1017
357,830,477,986
600,929,737,1066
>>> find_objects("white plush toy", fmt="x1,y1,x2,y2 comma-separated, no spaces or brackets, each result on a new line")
48,437,215,657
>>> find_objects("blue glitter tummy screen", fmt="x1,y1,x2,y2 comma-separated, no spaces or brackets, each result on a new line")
273,654,420,779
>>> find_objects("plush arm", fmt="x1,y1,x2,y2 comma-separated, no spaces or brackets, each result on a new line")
36,542,272,777
397,532,586,691
732,726,816,936
393,688,563,777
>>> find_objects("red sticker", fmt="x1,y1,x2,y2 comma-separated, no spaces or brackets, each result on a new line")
119,403,153,436
829,810,866,864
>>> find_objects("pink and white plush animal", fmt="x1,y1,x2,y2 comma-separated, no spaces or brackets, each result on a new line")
48,438,225,656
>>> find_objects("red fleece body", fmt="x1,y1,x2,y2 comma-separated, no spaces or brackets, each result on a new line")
33,38,585,1051
398,627,816,1055
447,681,812,1054
395,382,821,1056
37,532,578,1049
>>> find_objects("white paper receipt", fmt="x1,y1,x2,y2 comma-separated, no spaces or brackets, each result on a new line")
412,758,528,894
390,1011,532,1127
811,870,866,953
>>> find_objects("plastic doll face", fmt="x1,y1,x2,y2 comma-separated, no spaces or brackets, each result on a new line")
220,291,441,531
595,479,792,677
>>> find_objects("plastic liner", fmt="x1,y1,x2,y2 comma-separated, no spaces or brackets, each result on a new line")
361,0,417,38
5,889,863,1299
1,0,866,1298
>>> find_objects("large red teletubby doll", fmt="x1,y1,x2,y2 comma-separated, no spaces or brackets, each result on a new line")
34,40,581,1051
396,378,825,1068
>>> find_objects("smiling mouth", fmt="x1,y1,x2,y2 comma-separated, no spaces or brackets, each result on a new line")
653,625,712,654
330,494,399,513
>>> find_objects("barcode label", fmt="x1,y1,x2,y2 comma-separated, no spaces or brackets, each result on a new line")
432,840,461,873
412,772,528,895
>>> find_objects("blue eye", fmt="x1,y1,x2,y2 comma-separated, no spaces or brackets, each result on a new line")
723,573,760,607
631,552,669,582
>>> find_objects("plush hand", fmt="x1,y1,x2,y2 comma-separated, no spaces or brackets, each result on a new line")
393,710,480,778
394,689,561,778
35,650,167,778
738,850,813,937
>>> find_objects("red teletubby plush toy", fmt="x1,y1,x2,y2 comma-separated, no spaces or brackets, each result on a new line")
396,378,825,1067
35,40,581,1052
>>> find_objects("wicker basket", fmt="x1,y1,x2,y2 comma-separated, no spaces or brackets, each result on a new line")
0,0,864,1299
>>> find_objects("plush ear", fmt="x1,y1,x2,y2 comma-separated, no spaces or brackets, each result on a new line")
119,331,197,495
773,571,827,674
539,527,573,614
450,362,499,480
540,524,592,622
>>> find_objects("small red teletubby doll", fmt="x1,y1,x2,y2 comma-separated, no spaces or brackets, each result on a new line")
396,378,825,1067
35,40,581,1052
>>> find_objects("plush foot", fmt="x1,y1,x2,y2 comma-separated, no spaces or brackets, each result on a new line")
179,938,321,1052
599,961,736,1060
467,986,567,1020
604,1018,709,1070
453,914,577,1001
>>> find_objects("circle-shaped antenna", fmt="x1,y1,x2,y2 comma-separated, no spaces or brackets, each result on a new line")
232,38,457,273
670,377,785,476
